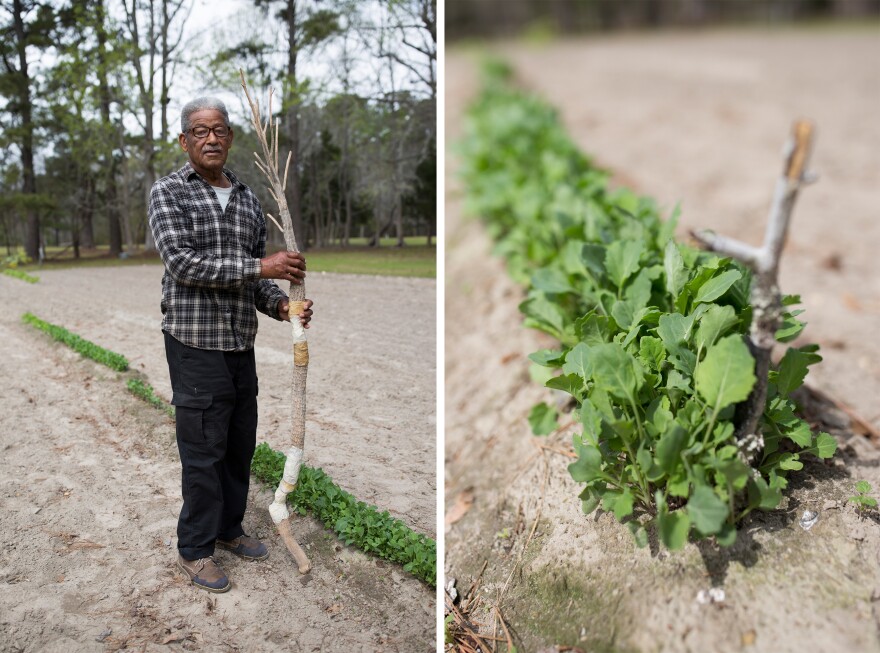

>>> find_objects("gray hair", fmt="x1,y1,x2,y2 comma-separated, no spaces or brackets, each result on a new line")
180,97,230,133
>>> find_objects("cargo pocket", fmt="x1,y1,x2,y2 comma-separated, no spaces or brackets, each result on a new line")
172,392,213,444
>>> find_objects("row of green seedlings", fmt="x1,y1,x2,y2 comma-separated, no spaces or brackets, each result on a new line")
21,312,436,586
251,444,436,585
459,63,836,550
23,313,128,371
3,269,39,283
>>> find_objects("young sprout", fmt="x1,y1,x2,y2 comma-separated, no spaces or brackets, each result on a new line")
848,481,877,521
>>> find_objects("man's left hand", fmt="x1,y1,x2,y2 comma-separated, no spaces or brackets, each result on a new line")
279,298,313,327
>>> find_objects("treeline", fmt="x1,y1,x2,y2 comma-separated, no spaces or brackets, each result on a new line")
0,0,436,261
447,0,879,39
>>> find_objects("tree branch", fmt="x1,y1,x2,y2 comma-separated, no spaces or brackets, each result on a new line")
692,120,815,455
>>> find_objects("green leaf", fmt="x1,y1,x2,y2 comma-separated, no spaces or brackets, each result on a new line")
575,312,617,346
581,243,607,278
532,267,574,294
856,480,872,495
563,342,593,381
528,402,558,436
664,240,689,298
715,458,751,491
776,453,803,471
656,425,687,474
638,336,666,372
561,240,595,277
657,313,692,348
611,299,635,330
775,347,821,396
568,444,603,482
695,304,739,352
716,523,737,547
580,401,604,446
694,270,742,305
528,349,565,367
695,335,756,411
657,507,691,551
805,432,837,459
748,477,782,510
627,522,649,548
667,473,690,498
520,295,567,340
545,373,583,397
605,239,643,289
581,494,601,515
666,369,692,393
687,485,729,535
783,420,813,447
776,310,806,343
609,490,635,520
624,267,654,311
590,342,644,401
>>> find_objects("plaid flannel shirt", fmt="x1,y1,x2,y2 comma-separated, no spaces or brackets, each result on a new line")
149,162,286,351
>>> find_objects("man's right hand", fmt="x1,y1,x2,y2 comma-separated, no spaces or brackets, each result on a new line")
259,251,306,283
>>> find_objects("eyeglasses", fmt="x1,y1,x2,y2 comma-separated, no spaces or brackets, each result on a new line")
186,125,230,139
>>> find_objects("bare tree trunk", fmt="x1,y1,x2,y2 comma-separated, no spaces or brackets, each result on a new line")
95,0,123,255
119,137,135,252
80,175,96,249
241,73,310,573
11,0,39,260
125,0,185,251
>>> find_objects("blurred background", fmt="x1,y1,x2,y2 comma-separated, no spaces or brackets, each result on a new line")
448,0,879,38
1,0,436,277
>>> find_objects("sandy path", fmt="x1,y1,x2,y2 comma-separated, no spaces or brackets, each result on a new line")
0,266,435,652
446,28,880,653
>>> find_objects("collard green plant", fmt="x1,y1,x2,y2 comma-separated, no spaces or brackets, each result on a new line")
126,378,175,417
460,64,835,550
251,443,436,586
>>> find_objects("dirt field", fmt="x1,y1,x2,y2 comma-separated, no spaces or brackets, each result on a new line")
446,27,880,653
0,265,435,652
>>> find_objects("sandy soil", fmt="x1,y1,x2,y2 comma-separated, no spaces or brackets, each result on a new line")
445,28,880,653
0,265,436,652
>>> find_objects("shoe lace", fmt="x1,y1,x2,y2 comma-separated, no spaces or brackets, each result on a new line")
192,556,215,571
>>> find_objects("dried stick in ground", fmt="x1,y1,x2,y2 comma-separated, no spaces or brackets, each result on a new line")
240,70,310,573
691,120,815,458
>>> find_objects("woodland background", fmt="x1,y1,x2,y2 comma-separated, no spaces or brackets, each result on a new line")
1,0,436,262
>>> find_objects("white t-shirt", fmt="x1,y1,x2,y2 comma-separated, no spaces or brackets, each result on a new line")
211,177,233,212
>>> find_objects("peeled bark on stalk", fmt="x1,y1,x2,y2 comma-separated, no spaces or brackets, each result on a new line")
691,120,815,458
240,70,310,574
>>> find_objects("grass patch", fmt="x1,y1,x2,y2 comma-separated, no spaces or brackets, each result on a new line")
3,269,39,283
22,313,129,372
251,443,436,586
304,244,436,278
20,244,435,278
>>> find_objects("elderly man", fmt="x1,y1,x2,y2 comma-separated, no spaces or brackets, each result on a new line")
149,97,312,593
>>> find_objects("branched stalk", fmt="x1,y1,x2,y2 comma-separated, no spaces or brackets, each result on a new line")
240,69,311,573
691,120,815,459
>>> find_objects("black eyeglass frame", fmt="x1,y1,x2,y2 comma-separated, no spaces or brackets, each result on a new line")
185,125,231,139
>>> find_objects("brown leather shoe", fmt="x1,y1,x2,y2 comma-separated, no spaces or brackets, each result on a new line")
216,535,269,561
177,555,231,593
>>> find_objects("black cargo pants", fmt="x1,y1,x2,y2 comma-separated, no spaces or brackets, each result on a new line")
163,331,258,560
